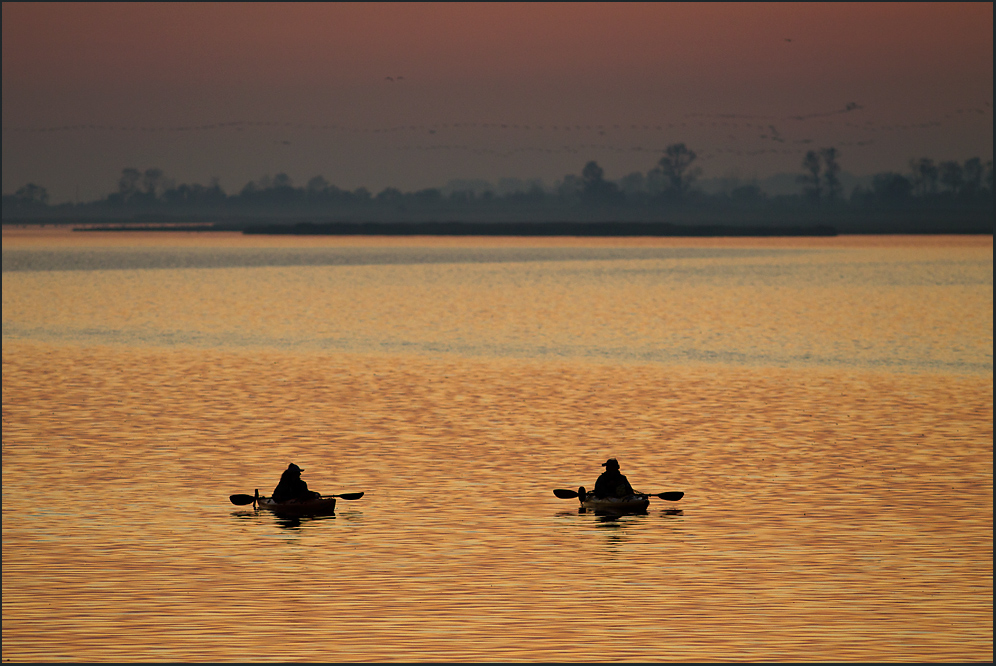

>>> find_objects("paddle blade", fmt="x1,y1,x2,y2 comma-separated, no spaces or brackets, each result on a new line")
656,492,684,501
230,494,257,505
553,489,579,499
337,492,364,500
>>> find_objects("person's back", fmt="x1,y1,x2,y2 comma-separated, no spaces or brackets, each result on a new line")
593,458,636,498
272,463,320,503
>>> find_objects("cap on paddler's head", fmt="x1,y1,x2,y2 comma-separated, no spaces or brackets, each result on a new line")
602,458,619,469
287,463,304,473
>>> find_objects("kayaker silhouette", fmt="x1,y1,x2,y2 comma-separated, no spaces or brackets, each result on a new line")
272,463,322,503
592,458,637,499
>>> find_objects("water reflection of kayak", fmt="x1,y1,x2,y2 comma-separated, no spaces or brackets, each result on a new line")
257,495,337,517
581,493,650,513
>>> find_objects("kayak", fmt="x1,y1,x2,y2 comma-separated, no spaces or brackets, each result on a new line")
256,495,337,517
581,493,650,513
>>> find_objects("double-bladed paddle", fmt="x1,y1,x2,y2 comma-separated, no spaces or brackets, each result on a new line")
553,488,683,501
229,491,364,505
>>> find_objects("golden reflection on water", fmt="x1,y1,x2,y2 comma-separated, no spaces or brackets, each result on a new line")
4,344,991,661
2,231,992,661
4,232,992,373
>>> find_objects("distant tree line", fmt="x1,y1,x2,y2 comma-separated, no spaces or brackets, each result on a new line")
4,144,993,222
849,156,993,205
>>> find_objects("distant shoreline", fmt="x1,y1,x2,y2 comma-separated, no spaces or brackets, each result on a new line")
238,221,841,237
2,213,992,236
6,219,841,236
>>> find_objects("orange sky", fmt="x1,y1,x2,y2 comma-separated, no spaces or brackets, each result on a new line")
3,2,992,202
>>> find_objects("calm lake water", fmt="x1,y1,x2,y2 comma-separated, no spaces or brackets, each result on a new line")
2,229,992,662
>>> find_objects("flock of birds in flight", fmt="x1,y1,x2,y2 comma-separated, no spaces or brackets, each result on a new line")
4,99,990,163
4,28,990,164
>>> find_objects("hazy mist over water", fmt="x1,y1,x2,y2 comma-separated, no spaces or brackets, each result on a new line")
2,230,992,661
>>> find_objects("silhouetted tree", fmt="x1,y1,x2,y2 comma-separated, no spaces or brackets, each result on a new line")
118,168,141,198
582,161,605,189
962,157,983,197
654,143,700,198
306,175,330,194
798,151,822,203
580,161,622,203
556,174,583,203
161,178,226,207
235,173,300,206
938,161,964,195
821,148,842,201
142,168,165,197
12,183,49,205
909,158,938,197
869,172,913,203
375,187,403,202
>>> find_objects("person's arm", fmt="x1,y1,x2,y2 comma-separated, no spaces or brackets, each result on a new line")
301,480,321,500
593,474,609,498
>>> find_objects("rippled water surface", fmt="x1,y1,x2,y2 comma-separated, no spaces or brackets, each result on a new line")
2,229,992,661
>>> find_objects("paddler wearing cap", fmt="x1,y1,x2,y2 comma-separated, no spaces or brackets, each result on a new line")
271,463,322,503
593,458,637,499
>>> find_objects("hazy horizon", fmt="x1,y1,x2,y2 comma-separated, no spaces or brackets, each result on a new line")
3,3,992,204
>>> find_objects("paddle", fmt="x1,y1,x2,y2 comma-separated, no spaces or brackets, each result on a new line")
553,489,683,501
327,492,365,501
229,491,364,505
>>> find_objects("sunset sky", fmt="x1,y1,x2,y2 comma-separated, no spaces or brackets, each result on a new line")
3,2,992,203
